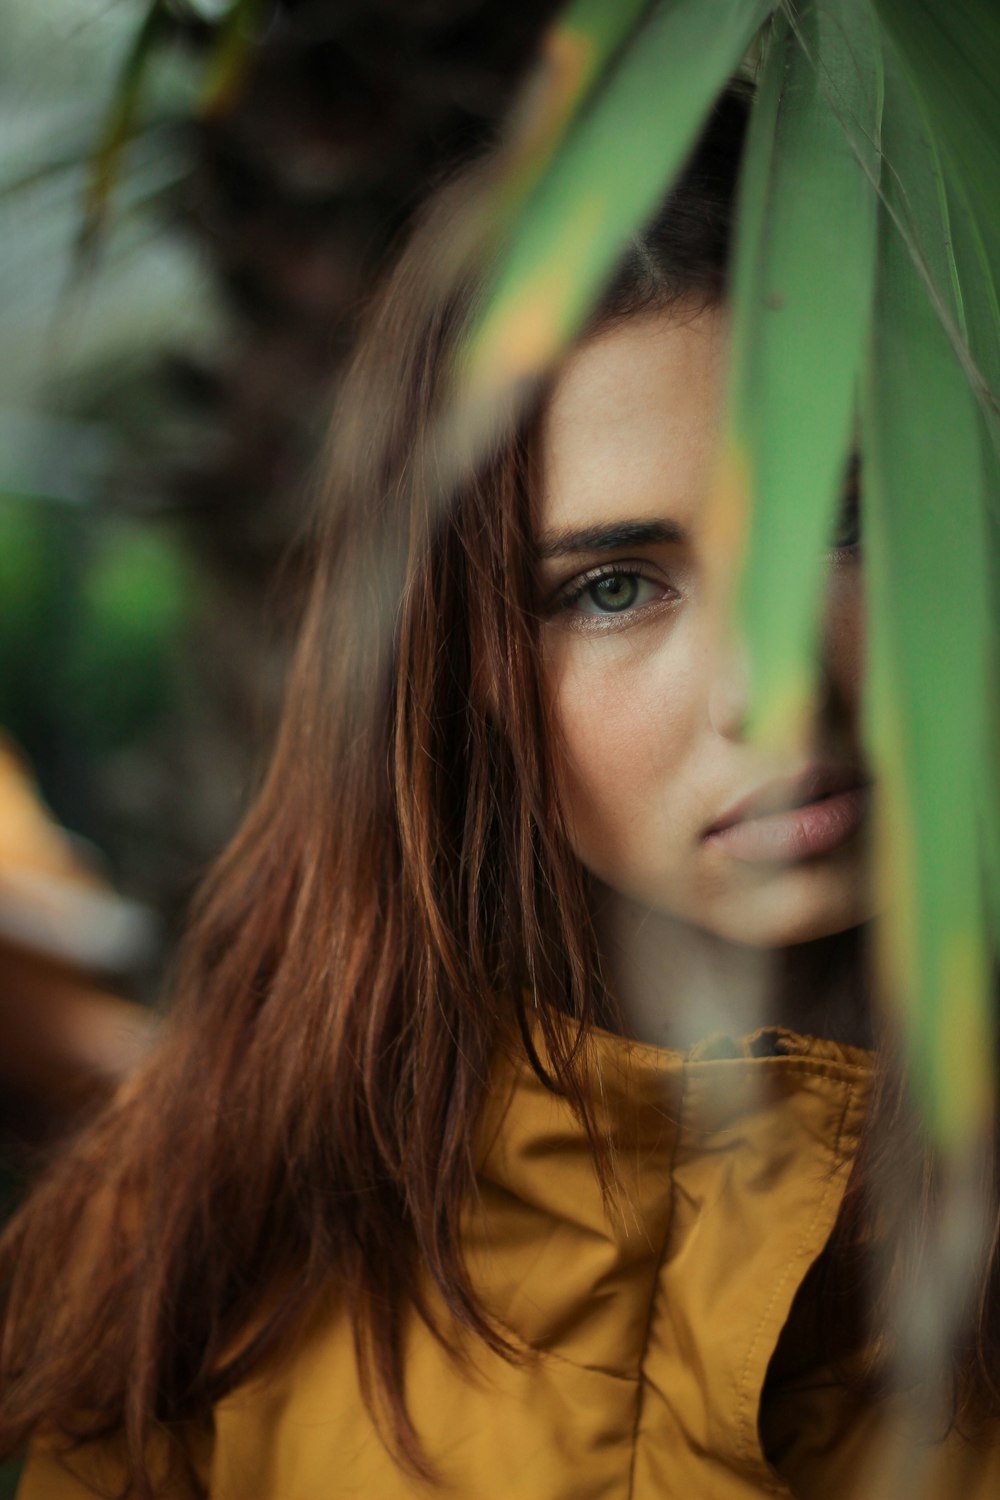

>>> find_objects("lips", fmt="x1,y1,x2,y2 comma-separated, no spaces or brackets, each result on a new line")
704,764,871,864
707,764,868,834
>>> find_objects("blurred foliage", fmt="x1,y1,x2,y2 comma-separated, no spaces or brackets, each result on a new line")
0,496,193,757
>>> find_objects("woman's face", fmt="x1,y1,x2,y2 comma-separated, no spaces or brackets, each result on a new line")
534,307,874,948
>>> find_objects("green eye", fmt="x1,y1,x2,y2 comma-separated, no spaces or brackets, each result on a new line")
553,563,675,622
588,574,640,612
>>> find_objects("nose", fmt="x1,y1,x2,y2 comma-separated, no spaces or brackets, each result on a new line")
707,638,751,741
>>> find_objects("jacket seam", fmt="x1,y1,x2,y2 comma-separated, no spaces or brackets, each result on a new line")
515,1343,641,1383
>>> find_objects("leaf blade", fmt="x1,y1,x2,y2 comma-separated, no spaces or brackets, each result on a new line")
861,47,995,1144
727,0,883,747
457,0,775,426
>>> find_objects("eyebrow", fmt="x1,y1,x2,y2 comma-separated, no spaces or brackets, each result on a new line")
533,517,686,560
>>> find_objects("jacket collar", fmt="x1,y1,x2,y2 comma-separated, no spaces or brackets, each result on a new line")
466,1022,873,1491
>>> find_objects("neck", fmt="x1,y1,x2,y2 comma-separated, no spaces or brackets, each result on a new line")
591,890,873,1052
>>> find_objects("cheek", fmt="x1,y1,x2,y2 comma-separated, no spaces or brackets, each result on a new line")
543,633,704,878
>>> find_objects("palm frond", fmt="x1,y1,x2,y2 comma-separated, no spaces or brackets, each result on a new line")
456,0,776,440
861,42,995,1142
725,0,882,747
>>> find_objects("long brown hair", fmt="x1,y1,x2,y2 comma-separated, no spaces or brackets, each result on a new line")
2,83,998,1497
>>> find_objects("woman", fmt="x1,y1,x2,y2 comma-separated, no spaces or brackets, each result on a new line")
2,85,999,1500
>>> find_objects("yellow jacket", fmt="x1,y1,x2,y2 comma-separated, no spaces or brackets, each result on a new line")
19,1025,1000,1498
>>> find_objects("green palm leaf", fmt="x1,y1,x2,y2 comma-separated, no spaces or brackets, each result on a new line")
861,45,994,1143
870,0,1000,277
930,132,1000,972
496,0,660,201
725,0,882,747
456,0,775,438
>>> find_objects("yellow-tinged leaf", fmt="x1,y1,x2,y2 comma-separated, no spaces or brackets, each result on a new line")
861,46,994,1146
705,440,751,573
465,195,606,398
506,28,597,181
933,932,993,1143
454,0,775,457
726,0,881,751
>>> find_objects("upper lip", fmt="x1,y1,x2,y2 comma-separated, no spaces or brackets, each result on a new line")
705,763,870,836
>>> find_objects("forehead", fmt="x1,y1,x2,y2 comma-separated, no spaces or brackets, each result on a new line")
535,307,729,538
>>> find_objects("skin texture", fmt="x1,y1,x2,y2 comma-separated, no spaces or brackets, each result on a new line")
534,308,875,1047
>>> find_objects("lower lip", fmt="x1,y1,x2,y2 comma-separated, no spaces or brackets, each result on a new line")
705,786,870,865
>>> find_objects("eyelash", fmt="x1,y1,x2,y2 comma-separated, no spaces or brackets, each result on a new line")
553,561,677,625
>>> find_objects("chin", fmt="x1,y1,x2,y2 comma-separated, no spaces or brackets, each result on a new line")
700,865,876,949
